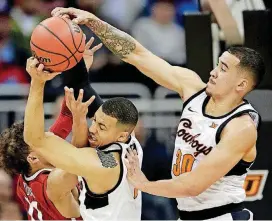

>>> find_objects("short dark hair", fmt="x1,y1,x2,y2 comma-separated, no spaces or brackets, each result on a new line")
0,121,31,176
228,46,265,88
102,97,139,132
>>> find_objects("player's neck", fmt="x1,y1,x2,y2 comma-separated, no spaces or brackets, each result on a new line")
206,94,244,117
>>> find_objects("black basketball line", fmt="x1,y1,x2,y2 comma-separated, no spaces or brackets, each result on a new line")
31,41,70,70
31,40,84,70
39,23,79,63
59,17,85,53
76,31,85,53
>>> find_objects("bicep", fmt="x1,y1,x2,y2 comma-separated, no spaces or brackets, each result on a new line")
124,45,205,97
34,133,102,178
46,169,78,201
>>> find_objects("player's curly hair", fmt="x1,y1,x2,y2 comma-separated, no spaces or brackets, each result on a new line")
0,121,31,176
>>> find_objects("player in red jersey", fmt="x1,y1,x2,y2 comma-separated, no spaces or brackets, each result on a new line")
0,38,103,220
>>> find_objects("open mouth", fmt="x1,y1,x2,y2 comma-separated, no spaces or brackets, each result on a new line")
88,133,97,142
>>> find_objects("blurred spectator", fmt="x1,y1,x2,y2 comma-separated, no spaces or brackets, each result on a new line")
0,0,29,84
10,0,42,56
142,0,199,26
200,0,266,43
76,0,103,14
132,0,186,65
38,0,66,17
98,0,146,31
0,169,22,220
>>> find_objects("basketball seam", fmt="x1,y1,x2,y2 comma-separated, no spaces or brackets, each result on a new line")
31,41,82,69
30,41,70,70
39,23,78,63
45,50,79,67
59,17,85,53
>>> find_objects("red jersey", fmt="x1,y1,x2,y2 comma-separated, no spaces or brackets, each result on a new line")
16,169,80,220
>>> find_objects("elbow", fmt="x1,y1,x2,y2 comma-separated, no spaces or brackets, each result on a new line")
186,183,206,197
177,183,204,197
187,188,202,197
23,131,45,148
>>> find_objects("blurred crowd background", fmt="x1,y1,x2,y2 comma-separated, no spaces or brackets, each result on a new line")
0,0,271,220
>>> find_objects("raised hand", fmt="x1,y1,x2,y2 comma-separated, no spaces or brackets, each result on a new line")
125,148,148,189
83,37,103,70
64,87,95,120
26,57,60,83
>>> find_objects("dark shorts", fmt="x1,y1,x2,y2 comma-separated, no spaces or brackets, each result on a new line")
179,203,253,220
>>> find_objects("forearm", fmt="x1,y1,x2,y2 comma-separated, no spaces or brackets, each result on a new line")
86,16,137,59
24,80,46,145
71,118,88,148
139,177,193,198
49,100,73,139
84,15,188,95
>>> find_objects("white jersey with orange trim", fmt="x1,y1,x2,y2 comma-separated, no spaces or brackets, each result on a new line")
78,135,143,221
172,88,260,212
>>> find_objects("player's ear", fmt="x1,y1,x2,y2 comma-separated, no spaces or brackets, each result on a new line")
27,153,40,165
117,131,129,143
236,78,248,92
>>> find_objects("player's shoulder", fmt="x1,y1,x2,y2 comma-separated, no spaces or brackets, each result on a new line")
172,66,207,100
223,114,257,138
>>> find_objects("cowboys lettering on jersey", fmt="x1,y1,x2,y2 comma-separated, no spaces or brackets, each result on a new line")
172,88,259,220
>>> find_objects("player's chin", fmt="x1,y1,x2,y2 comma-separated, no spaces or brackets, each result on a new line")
205,85,213,96
88,139,98,148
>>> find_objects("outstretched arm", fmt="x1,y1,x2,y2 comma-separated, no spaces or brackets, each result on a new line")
52,8,206,99
23,58,115,179
126,115,257,198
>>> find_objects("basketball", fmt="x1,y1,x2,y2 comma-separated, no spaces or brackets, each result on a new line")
30,17,86,72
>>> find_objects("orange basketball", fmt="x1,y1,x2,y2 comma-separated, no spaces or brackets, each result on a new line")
30,17,86,72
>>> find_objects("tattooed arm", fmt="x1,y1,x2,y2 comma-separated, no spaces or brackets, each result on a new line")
52,7,206,100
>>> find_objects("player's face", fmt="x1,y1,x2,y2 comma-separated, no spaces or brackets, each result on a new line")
206,51,241,97
88,107,124,148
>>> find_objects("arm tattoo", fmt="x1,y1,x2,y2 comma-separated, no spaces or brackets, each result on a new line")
87,18,136,59
97,148,118,168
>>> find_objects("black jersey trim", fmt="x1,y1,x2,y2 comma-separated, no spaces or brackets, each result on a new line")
202,96,249,119
215,109,260,144
82,143,124,197
215,109,260,176
181,88,206,113
225,159,253,176
97,142,116,150
179,202,244,220
125,135,132,144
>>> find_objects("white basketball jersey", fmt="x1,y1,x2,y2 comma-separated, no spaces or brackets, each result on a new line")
78,136,143,221
172,88,260,211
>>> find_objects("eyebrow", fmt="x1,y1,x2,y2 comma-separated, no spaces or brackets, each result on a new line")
98,122,107,129
94,115,107,129
221,61,229,69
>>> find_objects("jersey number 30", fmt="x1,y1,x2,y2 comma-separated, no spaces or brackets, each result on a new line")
173,149,195,176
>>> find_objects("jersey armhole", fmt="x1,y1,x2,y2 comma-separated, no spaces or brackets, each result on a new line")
182,87,206,113
215,110,261,144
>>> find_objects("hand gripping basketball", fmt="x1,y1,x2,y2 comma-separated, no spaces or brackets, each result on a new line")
26,57,61,83
52,7,94,25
